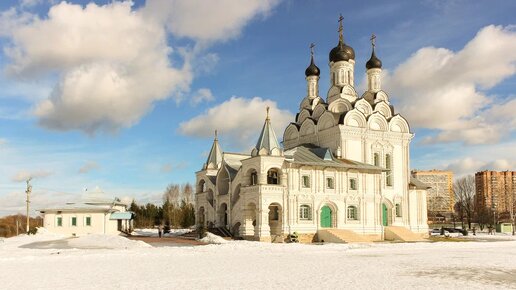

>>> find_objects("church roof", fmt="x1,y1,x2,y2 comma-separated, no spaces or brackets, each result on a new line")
254,108,281,155
409,177,431,190
284,145,386,171
205,132,223,169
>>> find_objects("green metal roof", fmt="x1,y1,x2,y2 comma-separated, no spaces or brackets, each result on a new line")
409,177,431,190
284,145,386,172
109,212,134,220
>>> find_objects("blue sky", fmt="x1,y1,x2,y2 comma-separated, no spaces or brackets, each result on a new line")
0,0,515,215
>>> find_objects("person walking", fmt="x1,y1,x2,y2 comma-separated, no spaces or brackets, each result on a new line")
158,225,163,238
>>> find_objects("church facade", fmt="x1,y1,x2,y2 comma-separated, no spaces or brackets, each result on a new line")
195,21,429,242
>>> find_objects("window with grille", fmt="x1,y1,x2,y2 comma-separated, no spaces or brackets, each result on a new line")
347,206,358,220
299,205,312,220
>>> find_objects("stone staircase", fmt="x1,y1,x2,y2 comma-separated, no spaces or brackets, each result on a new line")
384,226,426,242
317,229,373,243
209,227,232,238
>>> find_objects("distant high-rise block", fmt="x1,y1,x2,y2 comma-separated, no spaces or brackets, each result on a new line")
475,170,516,221
411,170,454,221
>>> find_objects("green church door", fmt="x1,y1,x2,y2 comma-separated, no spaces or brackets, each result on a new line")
320,206,332,228
382,204,388,226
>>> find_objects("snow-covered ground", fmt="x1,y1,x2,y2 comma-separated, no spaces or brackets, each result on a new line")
1,230,516,289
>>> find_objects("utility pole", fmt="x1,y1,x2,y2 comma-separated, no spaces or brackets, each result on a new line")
25,178,32,234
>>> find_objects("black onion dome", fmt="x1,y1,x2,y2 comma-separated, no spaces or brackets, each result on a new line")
366,48,382,69
329,39,355,62
305,56,320,77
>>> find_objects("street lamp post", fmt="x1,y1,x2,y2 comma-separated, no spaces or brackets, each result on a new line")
25,178,32,234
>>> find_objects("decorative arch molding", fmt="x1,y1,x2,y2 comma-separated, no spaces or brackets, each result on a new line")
312,104,327,121
381,197,394,208
354,98,373,116
299,118,317,136
326,85,341,100
339,84,358,98
383,141,394,153
317,200,339,212
216,164,231,195
328,98,352,114
283,123,299,142
317,111,337,131
375,90,389,103
297,109,311,124
361,91,374,102
374,101,392,118
367,112,389,131
343,109,367,128
299,97,311,111
389,115,410,133
311,97,323,110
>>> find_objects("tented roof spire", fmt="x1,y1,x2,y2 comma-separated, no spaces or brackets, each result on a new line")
205,130,222,169
253,107,282,156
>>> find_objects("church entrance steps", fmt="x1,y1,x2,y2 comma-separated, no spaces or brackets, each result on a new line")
208,227,232,238
317,229,373,243
384,226,426,242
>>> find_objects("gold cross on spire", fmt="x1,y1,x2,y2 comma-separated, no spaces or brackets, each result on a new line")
338,14,344,41
310,43,315,57
266,106,270,120
370,33,376,48
214,129,218,140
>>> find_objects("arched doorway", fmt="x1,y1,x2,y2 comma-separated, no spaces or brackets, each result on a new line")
382,203,389,226
320,205,332,228
198,207,205,226
218,203,228,228
268,203,282,237
240,203,257,237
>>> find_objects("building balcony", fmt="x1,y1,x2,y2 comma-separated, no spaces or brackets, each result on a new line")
241,184,285,196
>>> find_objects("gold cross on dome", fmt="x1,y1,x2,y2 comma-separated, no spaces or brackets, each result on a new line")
371,33,376,47
338,14,344,40
310,43,315,56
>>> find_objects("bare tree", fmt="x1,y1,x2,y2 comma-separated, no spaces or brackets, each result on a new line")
182,183,194,205
163,184,181,227
453,175,475,229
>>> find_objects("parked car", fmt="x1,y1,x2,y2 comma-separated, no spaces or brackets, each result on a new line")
429,229,450,237
444,228,467,236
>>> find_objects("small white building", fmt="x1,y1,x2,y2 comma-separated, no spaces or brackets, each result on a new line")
195,21,429,243
39,189,133,236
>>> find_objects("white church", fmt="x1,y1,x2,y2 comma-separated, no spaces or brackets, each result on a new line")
195,19,429,243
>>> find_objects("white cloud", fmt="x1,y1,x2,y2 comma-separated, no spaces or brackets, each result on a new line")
385,25,516,145
445,157,516,177
190,88,215,106
20,0,44,8
179,96,293,150
142,0,280,43
0,1,280,134
11,169,53,182
0,138,6,146
160,162,188,173
1,2,192,133
78,161,100,174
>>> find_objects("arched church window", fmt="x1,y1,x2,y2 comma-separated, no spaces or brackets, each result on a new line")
267,169,280,185
299,205,312,220
373,153,379,166
385,154,393,186
395,203,402,217
347,206,358,220
250,170,258,185
197,180,206,193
